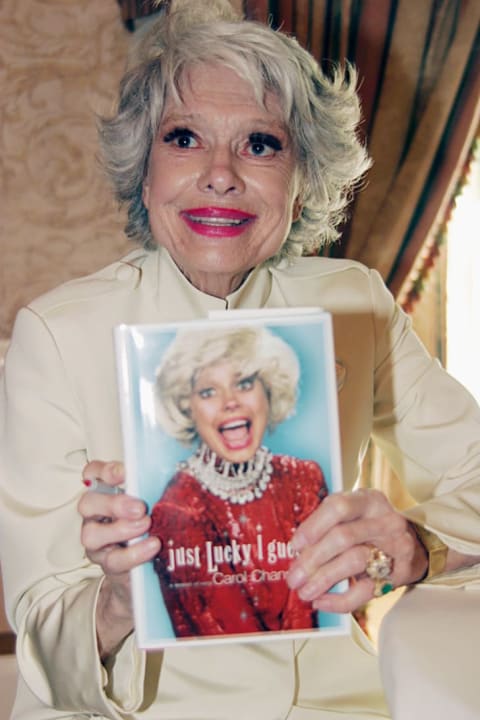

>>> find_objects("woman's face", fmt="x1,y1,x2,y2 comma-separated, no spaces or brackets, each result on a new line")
142,63,301,299
190,361,269,464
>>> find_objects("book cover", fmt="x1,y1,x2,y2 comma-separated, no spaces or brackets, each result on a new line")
115,308,349,649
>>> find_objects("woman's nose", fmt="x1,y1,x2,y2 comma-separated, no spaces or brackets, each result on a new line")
197,147,245,195
223,389,240,409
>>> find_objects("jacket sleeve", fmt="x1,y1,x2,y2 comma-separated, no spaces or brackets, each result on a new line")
0,307,147,718
369,269,480,582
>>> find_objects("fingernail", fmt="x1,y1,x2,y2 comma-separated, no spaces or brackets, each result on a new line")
132,517,149,528
112,463,123,478
127,502,145,519
287,565,306,589
291,531,307,553
146,537,160,552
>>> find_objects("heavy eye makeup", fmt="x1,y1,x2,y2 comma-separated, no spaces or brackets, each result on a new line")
196,386,216,399
163,127,199,148
162,126,283,156
236,373,258,391
246,132,283,157
193,373,258,400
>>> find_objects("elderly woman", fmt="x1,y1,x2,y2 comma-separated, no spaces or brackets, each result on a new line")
150,325,328,637
0,1,479,719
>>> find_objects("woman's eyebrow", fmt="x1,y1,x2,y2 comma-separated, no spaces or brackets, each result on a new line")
237,370,258,380
162,112,288,133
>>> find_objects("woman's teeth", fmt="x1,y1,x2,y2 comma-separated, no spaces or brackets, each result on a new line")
189,216,245,226
221,420,249,431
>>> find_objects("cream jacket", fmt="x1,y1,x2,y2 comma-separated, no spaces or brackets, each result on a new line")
1,248,480,720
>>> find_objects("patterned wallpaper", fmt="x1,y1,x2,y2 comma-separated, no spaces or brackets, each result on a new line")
0,0,135,633
0,0,132,358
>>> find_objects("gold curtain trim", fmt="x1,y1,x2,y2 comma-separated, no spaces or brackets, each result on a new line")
398,132,479,313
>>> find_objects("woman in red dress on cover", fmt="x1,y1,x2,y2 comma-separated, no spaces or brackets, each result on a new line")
150,325,328,638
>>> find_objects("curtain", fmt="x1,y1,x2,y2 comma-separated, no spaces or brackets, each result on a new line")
246,0,480,296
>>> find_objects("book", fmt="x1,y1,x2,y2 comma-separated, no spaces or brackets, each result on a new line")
114,307,349,649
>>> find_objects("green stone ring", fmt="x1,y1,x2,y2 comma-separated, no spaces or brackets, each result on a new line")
379,581,394,596
365,547,394,598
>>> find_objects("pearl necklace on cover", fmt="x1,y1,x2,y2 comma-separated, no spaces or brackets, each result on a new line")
180,443,274,505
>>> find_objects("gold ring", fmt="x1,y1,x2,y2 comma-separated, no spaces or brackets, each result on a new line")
365,547,394,597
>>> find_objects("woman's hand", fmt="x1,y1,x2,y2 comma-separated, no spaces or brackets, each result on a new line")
286,488,429,613
77,460,160,660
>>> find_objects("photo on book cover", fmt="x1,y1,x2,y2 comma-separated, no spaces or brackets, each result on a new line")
115,310,349,648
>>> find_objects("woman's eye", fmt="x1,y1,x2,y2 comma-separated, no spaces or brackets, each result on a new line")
163,128,199,149
237,375,255,391
246,133,283,157
197,387,215,399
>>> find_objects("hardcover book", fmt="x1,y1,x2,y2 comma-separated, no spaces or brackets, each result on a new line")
115,307,349,649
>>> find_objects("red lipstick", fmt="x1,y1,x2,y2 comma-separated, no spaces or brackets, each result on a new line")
180,207,256,237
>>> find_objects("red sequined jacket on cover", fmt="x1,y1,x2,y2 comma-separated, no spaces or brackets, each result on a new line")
150,454,328,638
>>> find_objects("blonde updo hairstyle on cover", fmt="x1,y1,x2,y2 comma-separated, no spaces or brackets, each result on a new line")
155,325,300,445
99,0,371,263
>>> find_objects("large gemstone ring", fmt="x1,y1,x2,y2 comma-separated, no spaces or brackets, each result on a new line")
365,546,394,597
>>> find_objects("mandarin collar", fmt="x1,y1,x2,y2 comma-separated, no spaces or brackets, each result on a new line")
150,248,273,320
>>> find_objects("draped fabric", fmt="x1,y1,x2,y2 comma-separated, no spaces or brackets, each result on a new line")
248,1,480,297
118,0,479,297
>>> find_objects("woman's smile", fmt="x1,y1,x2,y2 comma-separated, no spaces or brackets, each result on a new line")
180,206,257,237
